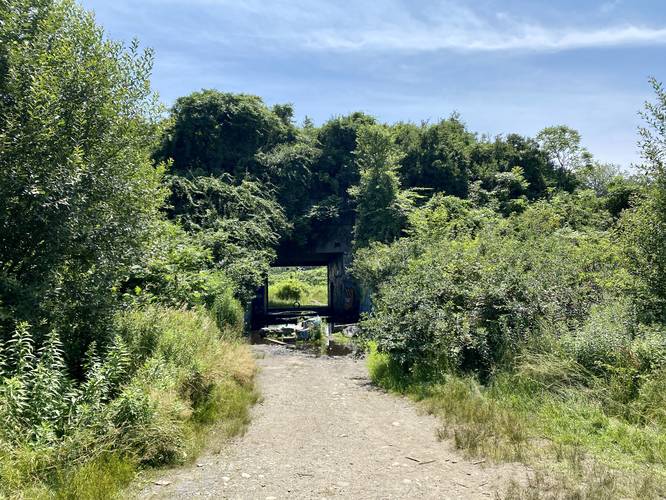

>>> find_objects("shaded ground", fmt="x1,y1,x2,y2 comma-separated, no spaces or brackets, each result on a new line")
140,345,527,499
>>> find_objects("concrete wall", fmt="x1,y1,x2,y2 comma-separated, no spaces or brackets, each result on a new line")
250,224,361,326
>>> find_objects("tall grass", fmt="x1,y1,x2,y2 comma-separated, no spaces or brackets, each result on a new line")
367,346,666,499
0,306,257,498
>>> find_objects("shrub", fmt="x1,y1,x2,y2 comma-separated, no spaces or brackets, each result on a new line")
358,199,622,379
274,279,308,303
0,0,166,367
561,298,636,374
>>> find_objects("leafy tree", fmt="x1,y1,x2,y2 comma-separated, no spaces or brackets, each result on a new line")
604,175,642,217
403,115,475,197
315,112,376,204
577,162,623,197
0,0,165,366
275,279,306,303
351,125,414,248
256,140,321,227
537,125,592,172
621,78,666,320
119,220,226,309
488,166,529,216
472,134,554,199
166,175,287,303
156,90,296,178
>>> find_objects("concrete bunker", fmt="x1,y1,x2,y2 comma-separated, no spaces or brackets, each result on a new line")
250,225,361,327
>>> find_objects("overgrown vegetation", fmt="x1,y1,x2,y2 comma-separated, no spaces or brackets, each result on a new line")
1,0,663,497
0,309,256,498
0,1,263,496
268,267,328,308
355,81,666,498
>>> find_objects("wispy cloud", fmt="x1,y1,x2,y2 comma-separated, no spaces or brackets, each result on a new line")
157,0,666,54
304,25,666,52
98,0,666,54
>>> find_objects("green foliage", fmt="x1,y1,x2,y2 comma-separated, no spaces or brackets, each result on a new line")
354,84,666,494
274,279,307,303
256,141,320,223
121,220,225,308
537,125,592,172
156,89,296,178
357,195,622,377
166,174,288,303
210,288,245,334
267,267,329,308
620,78,666,321
52,453,136,500
0,307,255,497
366,341,410,392
399,115,476,197
604,174,643,217
0,0,166,365
351,124,416,248
315,112,376,203
2,3,663,497
0,323,130,451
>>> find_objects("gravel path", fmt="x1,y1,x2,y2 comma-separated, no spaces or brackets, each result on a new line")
140,345,526,499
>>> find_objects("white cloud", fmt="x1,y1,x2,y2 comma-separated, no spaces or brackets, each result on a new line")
109,0,666,54
305,24,666,52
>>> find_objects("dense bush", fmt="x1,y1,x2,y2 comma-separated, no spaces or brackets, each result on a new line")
166,174,288,304
210,288,245,334
274,279,307,303
356,194,623,378
0,0,166,367
155,90,297,178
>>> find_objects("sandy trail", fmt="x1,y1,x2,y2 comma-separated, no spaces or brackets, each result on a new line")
140,345,526,499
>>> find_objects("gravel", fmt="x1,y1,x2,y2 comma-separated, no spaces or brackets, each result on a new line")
139,345,527,499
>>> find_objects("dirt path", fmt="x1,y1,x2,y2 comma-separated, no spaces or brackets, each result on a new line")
140,345,527,499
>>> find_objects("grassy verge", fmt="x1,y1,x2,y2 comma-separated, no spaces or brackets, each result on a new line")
0,307,258,499
367,344,666,499
267,284,328,308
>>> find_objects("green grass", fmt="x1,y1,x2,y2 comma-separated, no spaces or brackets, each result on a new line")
268,283,328,308
331,332,352,345
53,454,137,500
0,307,259,499
366,345,666,499
268,266,328,308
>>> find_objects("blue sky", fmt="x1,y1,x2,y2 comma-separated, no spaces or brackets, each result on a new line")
80,0,666,168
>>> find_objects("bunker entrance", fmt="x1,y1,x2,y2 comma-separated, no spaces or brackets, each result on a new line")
267,266,329,309
250,251,362,328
